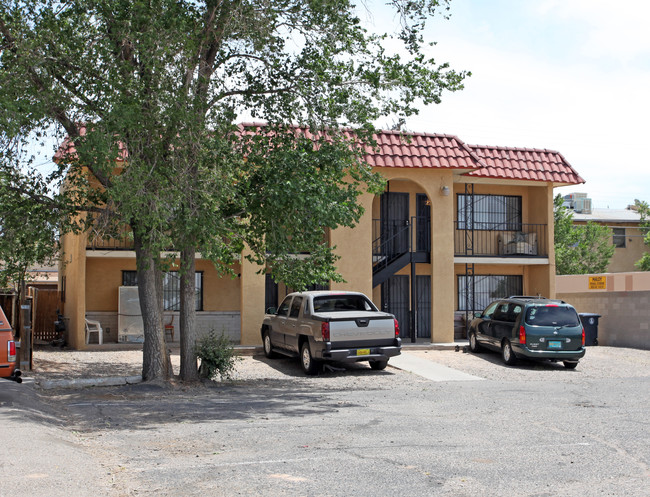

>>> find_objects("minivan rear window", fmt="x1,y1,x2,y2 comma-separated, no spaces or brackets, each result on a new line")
525,306,580,327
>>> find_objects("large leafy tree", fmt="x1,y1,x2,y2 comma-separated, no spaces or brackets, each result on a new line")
633,199,650,271
0,0,467,382
554,194,615,275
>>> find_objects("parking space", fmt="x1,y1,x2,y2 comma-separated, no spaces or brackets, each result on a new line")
405,346,650,382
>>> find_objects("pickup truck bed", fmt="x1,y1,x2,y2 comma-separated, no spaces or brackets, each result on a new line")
261,291,401,374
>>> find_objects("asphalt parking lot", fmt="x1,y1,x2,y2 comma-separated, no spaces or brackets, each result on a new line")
3,345,649,496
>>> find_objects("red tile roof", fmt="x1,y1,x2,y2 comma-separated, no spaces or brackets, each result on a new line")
467,145,584,185
360,130,482,171
57,122,585,186
355,129,584,185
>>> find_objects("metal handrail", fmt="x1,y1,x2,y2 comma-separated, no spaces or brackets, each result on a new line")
454,222,548,257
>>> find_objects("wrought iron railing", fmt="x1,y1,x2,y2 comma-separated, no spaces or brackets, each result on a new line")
86,225,134,250
454,222,548,257
372,216,430,274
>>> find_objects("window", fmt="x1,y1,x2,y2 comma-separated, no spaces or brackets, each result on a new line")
313,294,376,312
457,194,522,231
458,275,523,311
277,297,291,317
525,306,580,327
612,227,626,248
121,270,203,311
289,297,303,318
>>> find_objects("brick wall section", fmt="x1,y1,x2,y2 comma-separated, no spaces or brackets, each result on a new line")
85,311,241,344
556,291,650,350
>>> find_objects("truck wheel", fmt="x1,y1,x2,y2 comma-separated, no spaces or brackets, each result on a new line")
262,330,276,359
369,360,388,370
300,341,320,375
501,340,517,366
563,361,578,370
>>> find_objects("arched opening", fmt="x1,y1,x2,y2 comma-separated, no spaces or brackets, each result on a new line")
371,179,432,342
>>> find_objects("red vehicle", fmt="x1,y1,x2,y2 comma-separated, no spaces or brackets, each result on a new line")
0,305,21,383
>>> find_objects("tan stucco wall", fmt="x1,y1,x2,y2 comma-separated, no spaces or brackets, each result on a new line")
85,257,241,312
239,249,266,346
331,191,374,297
557,273,650,350
608,224,646,273
59,229,88,349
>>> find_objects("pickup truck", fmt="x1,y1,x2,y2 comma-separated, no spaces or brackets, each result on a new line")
261,291,401,374
0,304,21,383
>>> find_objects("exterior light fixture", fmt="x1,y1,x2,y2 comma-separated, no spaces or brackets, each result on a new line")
440,186,450,196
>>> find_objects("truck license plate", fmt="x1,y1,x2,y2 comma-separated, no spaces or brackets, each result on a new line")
548,341,562,349
356,349,370,356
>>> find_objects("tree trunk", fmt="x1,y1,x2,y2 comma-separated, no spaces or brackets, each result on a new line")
179,246,199,381
134,230,170,382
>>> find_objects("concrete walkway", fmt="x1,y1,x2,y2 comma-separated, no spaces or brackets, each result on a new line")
389,351,484,382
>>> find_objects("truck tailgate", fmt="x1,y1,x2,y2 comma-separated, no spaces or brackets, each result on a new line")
318,311,395,343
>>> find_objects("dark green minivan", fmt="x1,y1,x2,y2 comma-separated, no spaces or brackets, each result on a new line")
468,297,586,369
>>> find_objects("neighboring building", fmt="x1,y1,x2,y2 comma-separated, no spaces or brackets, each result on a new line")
58,127,584,349
564,193,646,273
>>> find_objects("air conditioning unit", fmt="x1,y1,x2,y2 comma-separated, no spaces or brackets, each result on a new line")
573,197,592,214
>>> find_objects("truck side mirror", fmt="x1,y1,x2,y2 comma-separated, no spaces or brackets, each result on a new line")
266,307,277,315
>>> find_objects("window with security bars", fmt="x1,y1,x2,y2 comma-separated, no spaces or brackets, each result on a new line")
458,274,523,311
612,227,626,248
457,194,522,231
122,270,203,311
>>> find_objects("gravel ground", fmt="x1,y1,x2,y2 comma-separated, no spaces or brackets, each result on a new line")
409,345,650,381
29,343,650,387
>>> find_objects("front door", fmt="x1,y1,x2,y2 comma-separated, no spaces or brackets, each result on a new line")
416,194,431,252
381,275,410,339
416,275,431,338
380,192,409,260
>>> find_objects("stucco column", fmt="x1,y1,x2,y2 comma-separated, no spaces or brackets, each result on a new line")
239,248,266,346
428,174,455,343
330,191,374,297
60,230,87,349
527,184,555,298
546,185,557,298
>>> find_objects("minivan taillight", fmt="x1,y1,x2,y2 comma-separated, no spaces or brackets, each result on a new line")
394,319,400,338
321,322,330,341
8,340,16,362
519,325,526,344
581,327,585,346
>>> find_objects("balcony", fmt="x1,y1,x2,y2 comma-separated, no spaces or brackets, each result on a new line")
87,226,134,251
454,222,548,258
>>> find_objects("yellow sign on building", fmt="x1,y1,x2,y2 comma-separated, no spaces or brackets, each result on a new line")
588,276,607,290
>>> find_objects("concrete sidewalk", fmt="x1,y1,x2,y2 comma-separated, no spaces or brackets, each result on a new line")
389,351,484,382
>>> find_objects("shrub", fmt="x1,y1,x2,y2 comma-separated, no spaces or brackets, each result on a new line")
195,332,240,381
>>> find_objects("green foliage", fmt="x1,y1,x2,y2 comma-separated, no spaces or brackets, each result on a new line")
195,332,240,381
1,0,467,380
633,199,650,271
554,194,615,275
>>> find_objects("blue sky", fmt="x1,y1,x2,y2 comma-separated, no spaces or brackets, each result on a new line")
367,0,650,209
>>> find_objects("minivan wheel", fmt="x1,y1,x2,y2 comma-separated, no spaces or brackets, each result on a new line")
501,340,517,365
262,330,276,359
300,341,320,375
563,361,578,370
469,331,482,353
